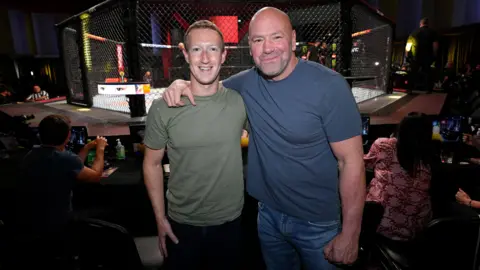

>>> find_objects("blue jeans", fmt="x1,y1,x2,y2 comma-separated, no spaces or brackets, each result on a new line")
257,202,340,270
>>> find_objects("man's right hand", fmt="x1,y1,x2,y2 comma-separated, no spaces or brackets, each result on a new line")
157,217,179,257
162,79,195,107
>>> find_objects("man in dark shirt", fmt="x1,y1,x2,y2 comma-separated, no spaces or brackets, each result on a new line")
319,41,330,67
407,18,439,94
306,40,321,63
12,114,107,267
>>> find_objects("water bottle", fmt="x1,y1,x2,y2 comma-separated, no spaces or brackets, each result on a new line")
116,139,125,160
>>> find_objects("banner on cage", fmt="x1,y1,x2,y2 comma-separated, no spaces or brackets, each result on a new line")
98,83,151,95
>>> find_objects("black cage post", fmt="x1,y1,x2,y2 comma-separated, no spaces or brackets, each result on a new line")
56,16,93,107
77,18,95,108
340,0,353,78
124,0,147,118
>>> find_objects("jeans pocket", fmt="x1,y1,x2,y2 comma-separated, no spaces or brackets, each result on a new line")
307,219,340,228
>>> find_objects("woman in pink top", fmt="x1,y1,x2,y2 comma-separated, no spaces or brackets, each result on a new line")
364,113,433,241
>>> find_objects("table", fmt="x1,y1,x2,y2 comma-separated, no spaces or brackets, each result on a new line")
100,158,144,185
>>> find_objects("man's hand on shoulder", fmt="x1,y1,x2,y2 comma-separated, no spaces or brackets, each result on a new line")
162,79,195,107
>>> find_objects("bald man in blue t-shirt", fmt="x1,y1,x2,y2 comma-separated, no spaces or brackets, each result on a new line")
161,7,365,269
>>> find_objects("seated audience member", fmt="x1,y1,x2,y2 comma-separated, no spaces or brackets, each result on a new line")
464,133,480,150
143,71,153,85
364,112,433,241
0,89,13,104
442,62,456,91
12,115,107,266
25,84,49,102
463,134,480,164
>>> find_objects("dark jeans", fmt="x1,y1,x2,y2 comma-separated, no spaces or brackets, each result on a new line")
409,62,433,93
165,217,242,270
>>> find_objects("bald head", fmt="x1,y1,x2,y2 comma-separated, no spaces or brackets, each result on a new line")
248,7,297,81
250,7,292,33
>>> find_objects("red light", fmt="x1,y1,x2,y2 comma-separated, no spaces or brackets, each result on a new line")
209,16,238,43
117,45,123,71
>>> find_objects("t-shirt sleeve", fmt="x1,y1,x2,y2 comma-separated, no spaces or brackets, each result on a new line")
321,75,362,143
222,69,251,93
63,152,84,178
144,99,168,150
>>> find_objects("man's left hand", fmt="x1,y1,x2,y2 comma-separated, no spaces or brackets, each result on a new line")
324,232,359,265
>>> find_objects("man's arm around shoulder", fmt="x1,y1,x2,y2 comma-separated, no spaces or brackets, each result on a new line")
162,69,250,107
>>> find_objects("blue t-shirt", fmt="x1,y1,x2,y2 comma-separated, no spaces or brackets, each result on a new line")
223,59,362,222
16,146,84,234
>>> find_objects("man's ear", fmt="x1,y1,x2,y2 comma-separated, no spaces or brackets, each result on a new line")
182,47,190,64
291,30,297,51
221,48,227,64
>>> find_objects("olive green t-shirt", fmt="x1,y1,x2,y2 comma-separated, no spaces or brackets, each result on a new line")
144,85,247,226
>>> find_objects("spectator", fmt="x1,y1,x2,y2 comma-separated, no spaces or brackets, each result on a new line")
364,112,433,241
25,85,49,102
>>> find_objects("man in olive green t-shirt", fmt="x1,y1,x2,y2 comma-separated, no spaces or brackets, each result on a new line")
143,20,247,270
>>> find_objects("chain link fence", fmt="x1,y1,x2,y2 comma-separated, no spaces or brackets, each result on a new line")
350,2,393,102
58,1,131,113
61,27,86,105
84,2,130,113
136,1,344,89
58,0,394,113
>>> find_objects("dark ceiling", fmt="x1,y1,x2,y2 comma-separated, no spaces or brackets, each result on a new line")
0,0,103,14
0,0,329,14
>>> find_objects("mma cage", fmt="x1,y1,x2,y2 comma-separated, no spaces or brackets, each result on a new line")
56,0,394,117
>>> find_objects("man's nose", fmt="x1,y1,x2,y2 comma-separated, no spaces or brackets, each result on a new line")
201,51,209,63
262,39,275,54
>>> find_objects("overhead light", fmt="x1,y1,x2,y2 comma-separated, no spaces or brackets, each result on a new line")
30,71,34,76
375,62,380,66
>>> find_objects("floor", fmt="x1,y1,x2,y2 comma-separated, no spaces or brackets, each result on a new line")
0,90,447,137
370,92,447,125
